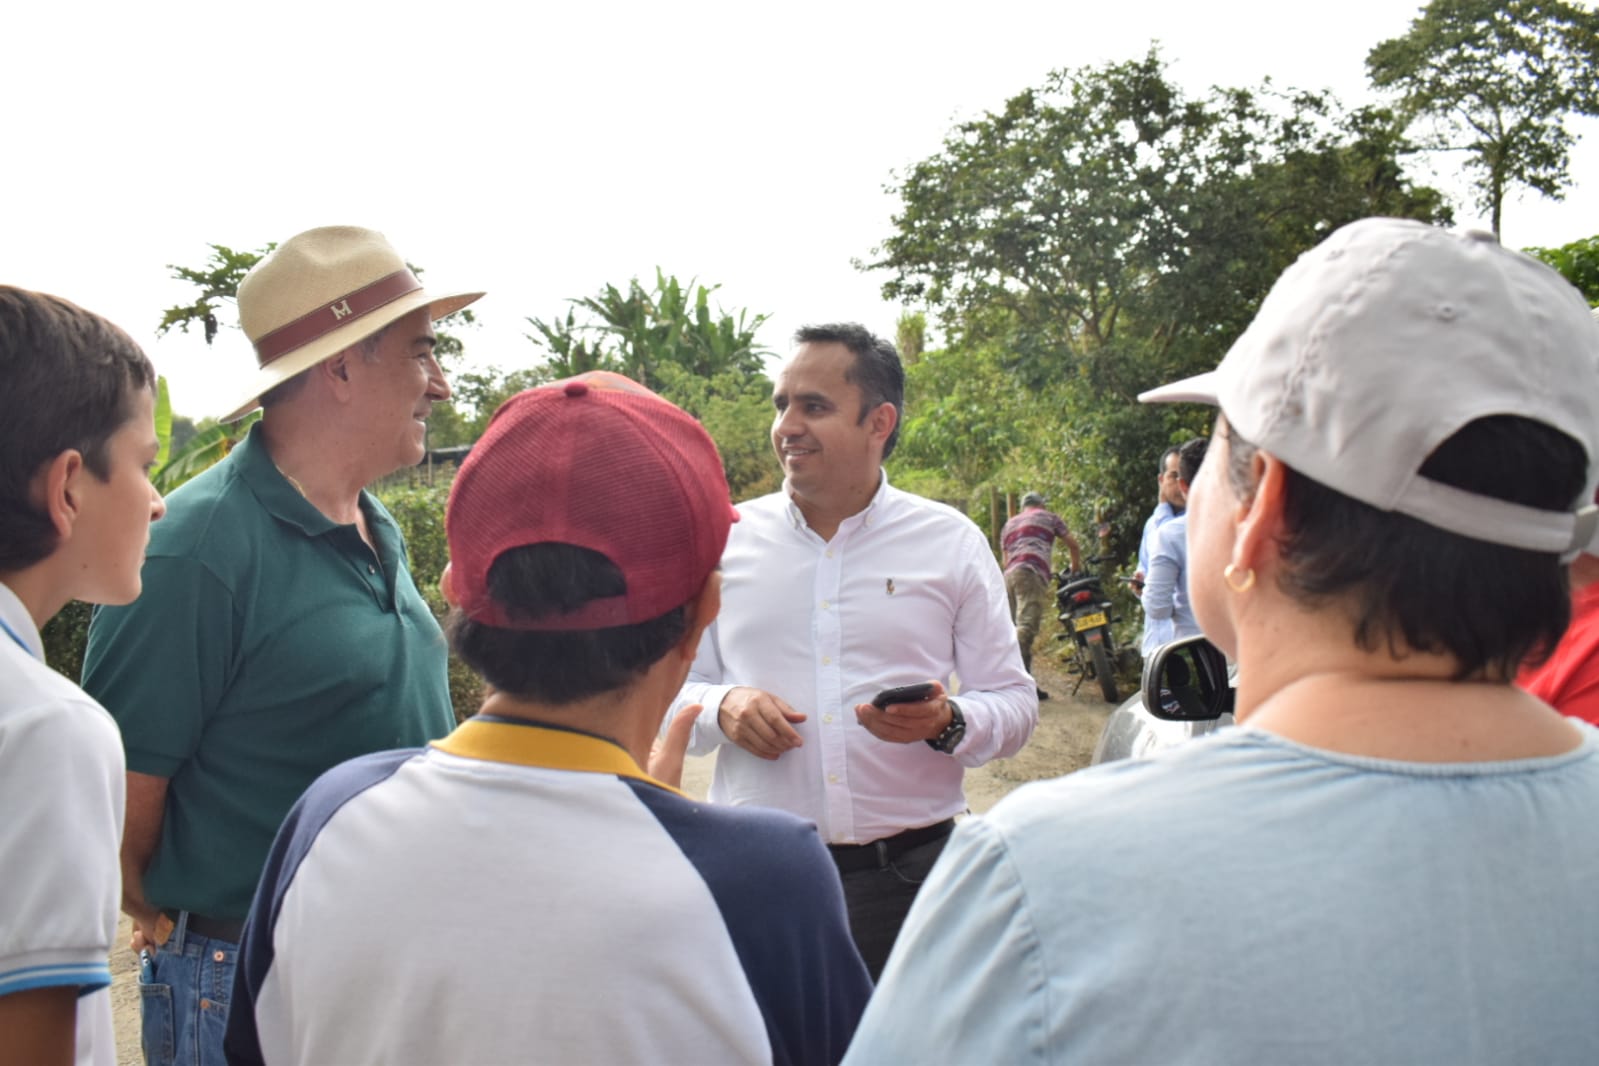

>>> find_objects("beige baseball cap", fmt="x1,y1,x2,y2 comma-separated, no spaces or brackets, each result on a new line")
1141,218,1599,557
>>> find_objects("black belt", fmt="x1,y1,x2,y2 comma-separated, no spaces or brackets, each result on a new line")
827,819,955,874
164,909,245,944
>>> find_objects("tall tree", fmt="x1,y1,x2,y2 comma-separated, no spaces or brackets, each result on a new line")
525,271,777,499
868,48,1449,561
1367,0,1599,234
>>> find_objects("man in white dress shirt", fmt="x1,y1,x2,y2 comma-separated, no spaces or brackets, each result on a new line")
669,322,1038,977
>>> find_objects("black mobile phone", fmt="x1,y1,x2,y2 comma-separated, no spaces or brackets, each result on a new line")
871,682,937,709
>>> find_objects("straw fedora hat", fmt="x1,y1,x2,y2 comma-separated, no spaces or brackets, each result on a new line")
219,226,484,422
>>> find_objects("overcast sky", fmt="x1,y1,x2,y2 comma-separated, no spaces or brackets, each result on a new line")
6,0,1596,418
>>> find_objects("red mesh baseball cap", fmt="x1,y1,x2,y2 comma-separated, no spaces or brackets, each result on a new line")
444,371,738,630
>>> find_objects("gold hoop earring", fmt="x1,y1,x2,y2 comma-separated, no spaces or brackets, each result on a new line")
1223,563,1256,593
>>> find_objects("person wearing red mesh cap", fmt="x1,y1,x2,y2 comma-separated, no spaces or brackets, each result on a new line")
668,323,1038,979
224,372,871,1066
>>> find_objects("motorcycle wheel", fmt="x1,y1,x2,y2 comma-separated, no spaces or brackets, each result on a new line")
1090,639,1120,703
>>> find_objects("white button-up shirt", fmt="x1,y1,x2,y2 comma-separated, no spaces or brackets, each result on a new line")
672,475,1038,844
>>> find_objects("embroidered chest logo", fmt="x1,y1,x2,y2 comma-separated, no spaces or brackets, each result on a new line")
886,578,896,595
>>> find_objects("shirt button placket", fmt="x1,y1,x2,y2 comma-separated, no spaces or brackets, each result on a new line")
816,536,851,840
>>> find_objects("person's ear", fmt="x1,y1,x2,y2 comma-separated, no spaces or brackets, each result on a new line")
438,563,459,606
1230,449,1286,577
36,450,85,540
320,353,354,399
869,402,898,447
677,571,722,661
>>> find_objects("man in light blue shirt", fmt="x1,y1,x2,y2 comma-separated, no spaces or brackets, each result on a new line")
1135,445,1183,583
1140,438,1205,656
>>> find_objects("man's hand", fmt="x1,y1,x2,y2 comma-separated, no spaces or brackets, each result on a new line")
649,704,701,788
719,687,806,761
855,680,951,744
122,771,170,955
128,907,171,955
1131,569,1146,598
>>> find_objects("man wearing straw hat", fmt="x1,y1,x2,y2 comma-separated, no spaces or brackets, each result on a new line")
82,226,481,1066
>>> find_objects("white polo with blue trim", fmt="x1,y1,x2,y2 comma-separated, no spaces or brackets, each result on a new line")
0,582,123,1066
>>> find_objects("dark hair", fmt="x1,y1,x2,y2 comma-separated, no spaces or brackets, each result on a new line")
447,543,688,704
1224,415,1585,680
795,323,905,459
1178,437,1207,486
0,287,156,572
1160,445,1181,472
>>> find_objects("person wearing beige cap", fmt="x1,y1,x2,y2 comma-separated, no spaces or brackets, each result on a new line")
844,220,1599,1064
81,226,481,1066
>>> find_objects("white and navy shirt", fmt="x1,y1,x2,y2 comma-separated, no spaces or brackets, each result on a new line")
225,716,871,1065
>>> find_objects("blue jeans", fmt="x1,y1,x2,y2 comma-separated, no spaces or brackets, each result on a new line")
138,912,236,1066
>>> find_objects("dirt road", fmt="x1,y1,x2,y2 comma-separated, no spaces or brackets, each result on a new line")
109,652,1116,1063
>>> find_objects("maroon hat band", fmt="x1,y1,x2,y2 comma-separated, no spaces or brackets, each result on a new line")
252,270,422,367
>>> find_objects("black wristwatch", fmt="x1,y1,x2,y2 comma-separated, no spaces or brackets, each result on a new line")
927,700,966,754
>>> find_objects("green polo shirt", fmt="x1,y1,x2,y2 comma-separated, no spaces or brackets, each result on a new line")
83,424,453,921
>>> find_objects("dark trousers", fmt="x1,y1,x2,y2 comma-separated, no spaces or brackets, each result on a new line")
832,831,952,980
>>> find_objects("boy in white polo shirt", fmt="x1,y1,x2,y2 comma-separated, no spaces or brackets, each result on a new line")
0,286,165,1065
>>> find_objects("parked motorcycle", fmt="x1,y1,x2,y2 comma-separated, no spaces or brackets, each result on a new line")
1054,556,1123,703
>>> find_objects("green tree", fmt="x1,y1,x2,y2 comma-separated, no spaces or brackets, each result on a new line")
1526,233,1599,303
157,243,271,345
868,48,1448,562
526,271,777,499
1367,0,1599,235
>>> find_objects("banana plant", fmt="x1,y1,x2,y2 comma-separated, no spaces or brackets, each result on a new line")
151,376,257,495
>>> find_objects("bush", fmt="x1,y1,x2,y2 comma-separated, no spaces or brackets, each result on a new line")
41,600,93,683
376,478,483,722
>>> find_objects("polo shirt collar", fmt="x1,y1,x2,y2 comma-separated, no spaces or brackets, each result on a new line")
431,715,686,797
232,423,345,536
234,423,395,544
0,581,43,661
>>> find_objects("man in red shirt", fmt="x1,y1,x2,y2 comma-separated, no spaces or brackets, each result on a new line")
1001,492,1082,699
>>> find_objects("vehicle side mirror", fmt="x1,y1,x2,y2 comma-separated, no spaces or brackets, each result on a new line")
1141,635,1233,722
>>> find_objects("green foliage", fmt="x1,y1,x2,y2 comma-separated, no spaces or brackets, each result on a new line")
891,341,1029,502
427,366,552,448
158,243,272,344
169,414,197,455
375,480,484,723
651,364,782,500
153,377,173,467
871,49,1447,563
526,269,771,384
153,414,257,495
1526,234,1599,303
525,270,777,500
1367,0,1599,234
895,312,927,364
41,600,93,683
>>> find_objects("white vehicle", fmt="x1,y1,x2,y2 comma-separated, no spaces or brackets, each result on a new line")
1090,636,1235,764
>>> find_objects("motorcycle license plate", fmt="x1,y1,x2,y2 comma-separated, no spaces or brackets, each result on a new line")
1072,611,1107,632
